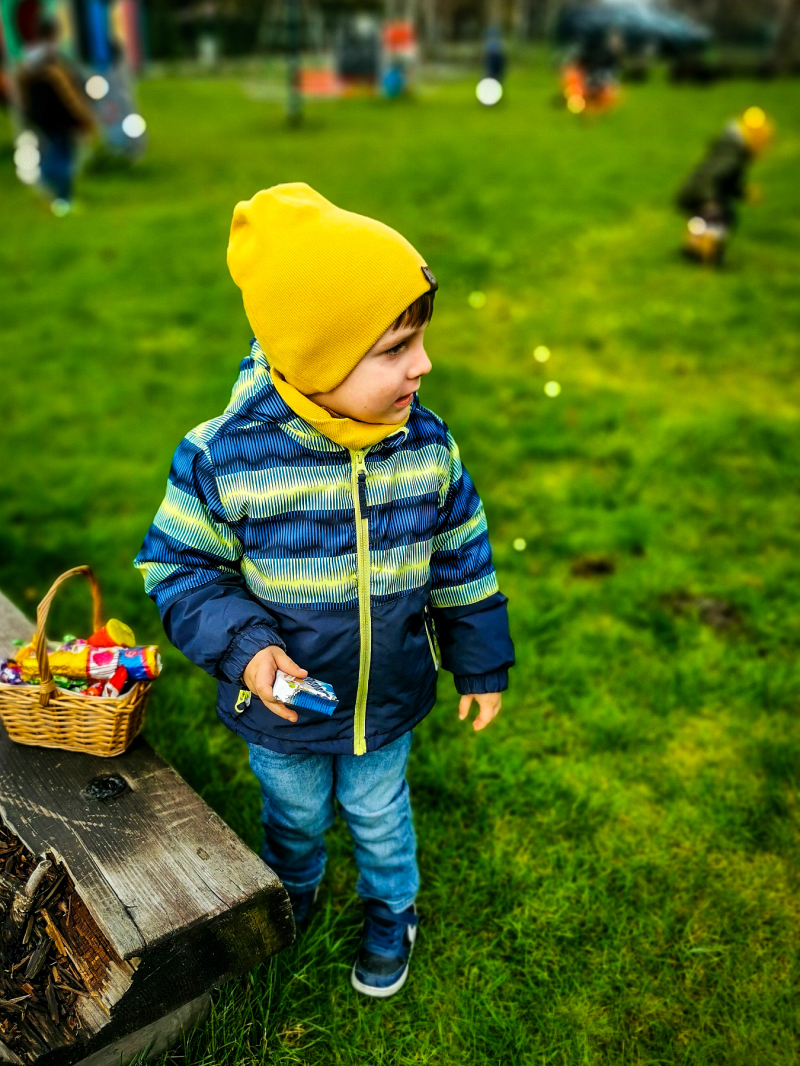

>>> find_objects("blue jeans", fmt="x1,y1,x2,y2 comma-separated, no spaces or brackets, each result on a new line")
248,731,418,913
39,132,75,202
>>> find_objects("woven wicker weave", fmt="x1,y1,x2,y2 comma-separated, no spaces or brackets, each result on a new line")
0,566,149,757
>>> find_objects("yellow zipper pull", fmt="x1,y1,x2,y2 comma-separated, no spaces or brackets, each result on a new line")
355,450,368,518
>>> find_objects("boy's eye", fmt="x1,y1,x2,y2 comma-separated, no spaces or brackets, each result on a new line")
385,342,406,355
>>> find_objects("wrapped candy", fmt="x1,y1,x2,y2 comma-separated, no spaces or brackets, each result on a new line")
272,670,338,716
87,619,136,648
102,666,129,698
17,643,161,683
118,646,161,680
0,662,23,685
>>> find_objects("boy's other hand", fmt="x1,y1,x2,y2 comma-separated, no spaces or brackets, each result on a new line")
458,692,502,732
243,646,308,723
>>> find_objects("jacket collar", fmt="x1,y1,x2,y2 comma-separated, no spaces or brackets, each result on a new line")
225,340,411,457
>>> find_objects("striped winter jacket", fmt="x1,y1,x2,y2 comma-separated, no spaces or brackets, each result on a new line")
135,341,514,755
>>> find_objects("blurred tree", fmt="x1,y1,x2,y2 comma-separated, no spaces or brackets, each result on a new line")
672,0,782,43
773,0,800,69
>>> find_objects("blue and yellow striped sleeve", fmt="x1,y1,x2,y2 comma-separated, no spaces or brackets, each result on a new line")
135,436,242,609
134,436,284,683
430,430,514,694
430,432,498,609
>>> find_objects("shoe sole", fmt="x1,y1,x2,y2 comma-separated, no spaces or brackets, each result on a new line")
350,924,416,998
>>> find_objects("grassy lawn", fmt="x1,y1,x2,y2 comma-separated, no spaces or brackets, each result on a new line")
2,55,800,1065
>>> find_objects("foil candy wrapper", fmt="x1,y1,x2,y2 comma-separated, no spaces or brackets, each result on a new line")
234,670,339,716
272,670,338,715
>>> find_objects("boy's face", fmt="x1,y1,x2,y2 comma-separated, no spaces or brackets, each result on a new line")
308,320,432,425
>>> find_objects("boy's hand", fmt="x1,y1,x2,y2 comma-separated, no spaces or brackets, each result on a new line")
243,646,308,723
458,692,502,732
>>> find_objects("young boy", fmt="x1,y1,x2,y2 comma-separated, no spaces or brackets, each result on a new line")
135,184,514,998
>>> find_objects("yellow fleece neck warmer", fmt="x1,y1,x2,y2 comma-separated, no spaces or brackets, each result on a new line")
270,368,408,450
227,183,433,396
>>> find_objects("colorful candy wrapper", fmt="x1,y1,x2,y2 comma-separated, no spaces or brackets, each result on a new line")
17,643,161,683
118,646,161,680
0,662,23,685
88,619,136,648
102,666,129,698
272,670,338,716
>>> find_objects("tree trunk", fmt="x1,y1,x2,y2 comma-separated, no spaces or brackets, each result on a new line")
774,0,800,72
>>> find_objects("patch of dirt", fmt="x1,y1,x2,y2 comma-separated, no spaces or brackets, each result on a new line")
660,592,743,631
571,555,616,577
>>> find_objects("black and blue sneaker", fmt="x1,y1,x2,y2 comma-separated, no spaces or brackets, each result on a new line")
350,901,418,998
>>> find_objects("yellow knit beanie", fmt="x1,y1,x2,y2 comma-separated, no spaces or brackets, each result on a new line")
227,183,434,396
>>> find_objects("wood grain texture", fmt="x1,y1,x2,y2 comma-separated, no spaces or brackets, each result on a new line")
0,737,287,957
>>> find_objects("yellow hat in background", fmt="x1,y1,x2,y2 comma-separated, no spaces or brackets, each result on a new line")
227,183,432,396
737,107,774,155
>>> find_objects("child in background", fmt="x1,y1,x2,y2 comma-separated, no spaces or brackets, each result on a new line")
17,17,95,215
677,106,773,264
135,184,514,997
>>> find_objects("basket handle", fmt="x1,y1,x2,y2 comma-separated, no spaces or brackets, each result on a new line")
34,566,104,708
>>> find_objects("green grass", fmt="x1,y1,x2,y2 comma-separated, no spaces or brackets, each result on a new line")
2,56,800,1065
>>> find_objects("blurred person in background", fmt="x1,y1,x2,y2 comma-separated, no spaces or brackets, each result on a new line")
483,25,507,84
561,26,622,113
677,106,774,265
17,16,95,215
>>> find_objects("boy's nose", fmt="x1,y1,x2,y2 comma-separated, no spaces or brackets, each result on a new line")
410,346,432,380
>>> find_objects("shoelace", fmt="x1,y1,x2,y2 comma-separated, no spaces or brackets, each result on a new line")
363,905,418,958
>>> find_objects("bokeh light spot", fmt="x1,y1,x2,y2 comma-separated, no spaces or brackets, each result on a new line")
86,75,110,100
534,345,550,362
688,216,707,235
14,144,40,169
17,165,40,186
743,106,766,129
122,113,147,138
476,78,503,106
544,381,561,397
468,291,486,309
567,94,586,114
512,538,527,552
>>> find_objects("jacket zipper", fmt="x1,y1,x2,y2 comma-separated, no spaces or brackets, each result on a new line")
350,449,371,755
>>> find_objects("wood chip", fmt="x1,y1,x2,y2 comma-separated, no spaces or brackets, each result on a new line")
45,980,59,1024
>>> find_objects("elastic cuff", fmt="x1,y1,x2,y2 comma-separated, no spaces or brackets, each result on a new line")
359,893,417,914
279,874,323,894
454,669,509,695
221,623,285,684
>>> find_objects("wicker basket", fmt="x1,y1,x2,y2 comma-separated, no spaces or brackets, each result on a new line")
0,566,149,757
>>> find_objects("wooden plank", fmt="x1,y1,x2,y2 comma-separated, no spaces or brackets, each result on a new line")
0,738,286,958
74,994,211,1066
0,594,30,661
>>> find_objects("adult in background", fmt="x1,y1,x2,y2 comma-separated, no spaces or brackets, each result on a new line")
17,17,95,215
677,107,774,265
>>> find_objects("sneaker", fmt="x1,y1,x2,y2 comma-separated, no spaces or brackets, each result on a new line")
351,901,418,998
288,884,319,928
